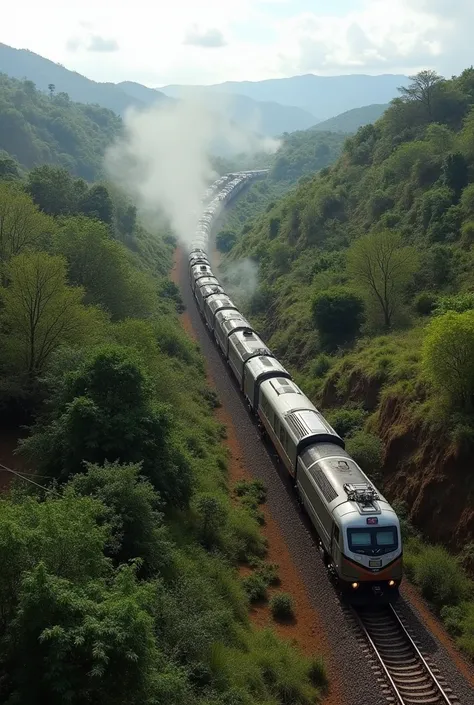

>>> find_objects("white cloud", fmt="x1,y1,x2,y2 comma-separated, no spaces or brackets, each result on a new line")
0,0,473,85
184,25,227,48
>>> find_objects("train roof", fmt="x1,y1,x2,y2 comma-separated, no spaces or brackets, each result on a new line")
260,377,343,450
229,329,271,361
191,263,213,280
245,355,290,382
199,284,224,299
195,276,220,289
205,294,237,315
298,442,398,529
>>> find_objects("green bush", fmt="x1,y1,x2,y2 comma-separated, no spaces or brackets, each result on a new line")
325,407,367,438
345,431,384,479
310,353,332,378
242,573,268,602
414,291,437,316
312,286,365,350
270,593,294,620
407,544,471,611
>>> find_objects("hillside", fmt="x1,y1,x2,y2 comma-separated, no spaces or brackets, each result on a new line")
217,129,347,235
0,153,328,700
161,73,409,121
139,85,319,136
0,43,319,137
223,68,474,555
0,72,121,180
0,43,169,116
312,104,389,134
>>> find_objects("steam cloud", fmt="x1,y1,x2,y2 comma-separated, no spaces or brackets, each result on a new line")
219,258,259,307
104,95,280,249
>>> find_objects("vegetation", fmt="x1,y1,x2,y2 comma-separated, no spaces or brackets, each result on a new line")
220,67,474,658
0,72,121,179
311,104,389,134
217,130,347,244
0,153,327,704
270,593,295,621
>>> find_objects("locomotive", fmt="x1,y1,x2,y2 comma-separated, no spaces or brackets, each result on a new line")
187,172,402,604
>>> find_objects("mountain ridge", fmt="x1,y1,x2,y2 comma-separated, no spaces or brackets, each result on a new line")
160,73,409,120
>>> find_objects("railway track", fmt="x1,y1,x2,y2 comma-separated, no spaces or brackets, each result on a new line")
353,604,459,704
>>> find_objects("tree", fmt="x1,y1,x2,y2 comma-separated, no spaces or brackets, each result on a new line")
347,230,419,329
0,182,56,266
69,461,173,578
0,152,21,181
1,252,96,377
79,184,114,225
441,152,468,199
27,165,79,216
311,287,365,350
215,229,237,253
48,83,55,99
422,310,474,410
6,563,161,705
54,216,150,319
398,70,444,119
20,345,192,508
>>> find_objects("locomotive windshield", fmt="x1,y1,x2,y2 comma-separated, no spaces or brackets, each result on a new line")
347,526,398,555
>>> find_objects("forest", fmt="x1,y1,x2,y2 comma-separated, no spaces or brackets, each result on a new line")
0,73,122,180
0,156,328,703
220,68,474,659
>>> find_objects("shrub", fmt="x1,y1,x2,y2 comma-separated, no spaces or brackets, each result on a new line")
310,353,332,378
423,310,474,409
255,561,280,586
270,593,294,620
345,431,383,479
312,286,365,350
325,407,367,438
308,657,329,691
216,230,237,253
242,573,268,602
414,291,437,316
408,544,471,611
234,479,267,504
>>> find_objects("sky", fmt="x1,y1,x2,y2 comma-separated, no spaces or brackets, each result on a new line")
1,0,473,86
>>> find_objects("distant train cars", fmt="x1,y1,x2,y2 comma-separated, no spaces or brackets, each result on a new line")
186,170,402,604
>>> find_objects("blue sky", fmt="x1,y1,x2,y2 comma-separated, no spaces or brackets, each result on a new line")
1,0,472,86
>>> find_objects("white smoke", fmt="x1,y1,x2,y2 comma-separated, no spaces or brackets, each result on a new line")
104,95,280,248
220,258,259,307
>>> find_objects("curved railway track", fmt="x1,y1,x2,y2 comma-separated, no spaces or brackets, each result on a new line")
352,604,459,704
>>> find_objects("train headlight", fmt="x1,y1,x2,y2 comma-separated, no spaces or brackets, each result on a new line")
388,580,396,587
351,582,359,589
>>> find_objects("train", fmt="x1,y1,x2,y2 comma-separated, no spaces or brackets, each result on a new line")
187,170,402,604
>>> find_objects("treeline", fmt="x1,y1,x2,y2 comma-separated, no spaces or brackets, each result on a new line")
222,68,474,658
0,73,121,180
0,165,327,704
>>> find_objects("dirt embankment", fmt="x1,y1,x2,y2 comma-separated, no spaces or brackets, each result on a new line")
322,367,474,553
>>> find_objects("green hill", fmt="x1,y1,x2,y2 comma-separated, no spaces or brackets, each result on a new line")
216,128,347,234
0,42,171,116
0,72,122,180
312,104,389,134
221,68,474,657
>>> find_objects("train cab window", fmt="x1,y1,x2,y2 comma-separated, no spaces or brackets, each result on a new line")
347,527,398,556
